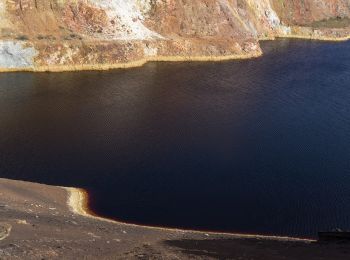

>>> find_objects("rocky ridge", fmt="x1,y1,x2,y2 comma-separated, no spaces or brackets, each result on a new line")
0,0,349,71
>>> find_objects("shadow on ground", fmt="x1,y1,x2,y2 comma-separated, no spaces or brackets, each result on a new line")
164,238,350,260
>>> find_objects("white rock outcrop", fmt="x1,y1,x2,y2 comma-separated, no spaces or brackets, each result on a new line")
89,0,163,40
0,41,37,69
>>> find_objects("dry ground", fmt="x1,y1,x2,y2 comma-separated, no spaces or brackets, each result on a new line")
1,178,350,259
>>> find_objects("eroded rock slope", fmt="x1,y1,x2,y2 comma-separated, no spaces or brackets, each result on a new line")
0,0,349,71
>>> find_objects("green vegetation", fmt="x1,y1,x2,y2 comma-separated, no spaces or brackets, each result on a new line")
15,35,29,41
37,35,56,40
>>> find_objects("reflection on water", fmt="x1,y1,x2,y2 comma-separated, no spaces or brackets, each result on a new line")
0,39,350,238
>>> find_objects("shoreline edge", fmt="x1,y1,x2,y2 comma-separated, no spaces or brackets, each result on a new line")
64,186,316,243
0,33,349,73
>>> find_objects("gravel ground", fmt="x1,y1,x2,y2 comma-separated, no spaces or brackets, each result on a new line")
1,178,349,259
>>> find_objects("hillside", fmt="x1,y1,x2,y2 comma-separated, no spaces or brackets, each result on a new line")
0,0,349,71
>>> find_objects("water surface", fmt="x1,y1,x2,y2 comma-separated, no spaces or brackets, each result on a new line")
0,39,350,238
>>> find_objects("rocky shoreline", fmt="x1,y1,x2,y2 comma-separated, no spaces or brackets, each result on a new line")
0,52,263,73
1,0,350,72
1,31,349,73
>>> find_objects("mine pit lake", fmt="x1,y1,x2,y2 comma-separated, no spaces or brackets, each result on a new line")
0,39,350,238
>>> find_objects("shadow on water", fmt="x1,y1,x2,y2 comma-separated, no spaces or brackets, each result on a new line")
0,39,350,238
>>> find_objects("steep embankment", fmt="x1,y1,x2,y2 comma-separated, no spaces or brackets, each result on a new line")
0,0,349,72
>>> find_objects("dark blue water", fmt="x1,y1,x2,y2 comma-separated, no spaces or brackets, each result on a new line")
0,39,349,238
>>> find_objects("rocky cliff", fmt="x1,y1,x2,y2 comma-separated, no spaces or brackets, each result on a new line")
0,0,349,71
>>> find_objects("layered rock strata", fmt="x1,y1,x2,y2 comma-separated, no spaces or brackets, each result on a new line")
0,0,349,72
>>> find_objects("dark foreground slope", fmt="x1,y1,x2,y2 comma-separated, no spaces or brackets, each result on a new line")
1,178,350,259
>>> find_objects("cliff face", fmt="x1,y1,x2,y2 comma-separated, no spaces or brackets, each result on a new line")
0,0,349,71
270,0,350,26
